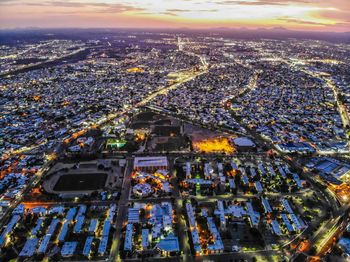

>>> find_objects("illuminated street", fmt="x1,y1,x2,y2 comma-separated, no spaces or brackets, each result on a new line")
0,24,349,262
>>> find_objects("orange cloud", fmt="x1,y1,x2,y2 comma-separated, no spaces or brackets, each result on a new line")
0,0,348,32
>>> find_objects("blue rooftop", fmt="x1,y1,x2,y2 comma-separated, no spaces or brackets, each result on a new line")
156,236,180,252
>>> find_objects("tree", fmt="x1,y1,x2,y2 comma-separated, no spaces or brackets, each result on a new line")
140,208,146,219
309,246,317,256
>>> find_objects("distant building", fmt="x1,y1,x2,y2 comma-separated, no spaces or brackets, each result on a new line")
276,142,315,154
124,224,133,252
19,237,38,257
142,229,150,250
98,236,109,256
232,137,256,151
127,208,140,223
270,220,282,236
0,215,20,247
134,156,168,171
207,217,224,254
37,234,51,254
61,241,78,257
83,236,94,257
338,238,350,257
88,219,98,234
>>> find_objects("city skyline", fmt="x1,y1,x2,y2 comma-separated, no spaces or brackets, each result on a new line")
0,0,349,32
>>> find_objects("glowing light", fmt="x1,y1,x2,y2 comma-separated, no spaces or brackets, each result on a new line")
32,95,41,101
127,67,144,73
193,137,236,154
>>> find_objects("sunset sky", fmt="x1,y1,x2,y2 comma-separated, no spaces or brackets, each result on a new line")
0,0,349,32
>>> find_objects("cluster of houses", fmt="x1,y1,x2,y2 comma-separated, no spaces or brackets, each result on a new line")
0,204,116,259
0,173,29,200
0,41,200,159
131,170,172,198
181,158,306,196
131,156,171,198
306,157,350,185
151,63,252,133
0,154,43,215
185,197,307,255
234,62,348,154
0,40,85,74
186,201,224,255
67,136,95,153
124,202,180,257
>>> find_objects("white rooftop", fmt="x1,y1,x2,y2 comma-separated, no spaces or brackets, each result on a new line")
134,156,168,168
233,137,255,147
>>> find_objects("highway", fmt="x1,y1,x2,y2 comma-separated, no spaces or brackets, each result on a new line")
0,47,88,77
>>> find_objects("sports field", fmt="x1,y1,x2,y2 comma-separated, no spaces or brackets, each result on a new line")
53,173,107,191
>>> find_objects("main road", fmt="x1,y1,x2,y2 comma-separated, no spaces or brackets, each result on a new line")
169,157,193,262
109,158,133,261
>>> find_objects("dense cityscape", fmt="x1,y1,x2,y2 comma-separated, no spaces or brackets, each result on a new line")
0,28,349,262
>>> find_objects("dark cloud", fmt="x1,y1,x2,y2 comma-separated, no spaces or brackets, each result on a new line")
277,16,328,25
167,8,192,12
160,11,179,16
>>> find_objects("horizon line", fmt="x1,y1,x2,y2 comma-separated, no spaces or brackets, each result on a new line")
0,26,349,34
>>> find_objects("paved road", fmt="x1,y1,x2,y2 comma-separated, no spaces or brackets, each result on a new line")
0,47,88,78
169,157,193,262
110,158,133,261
